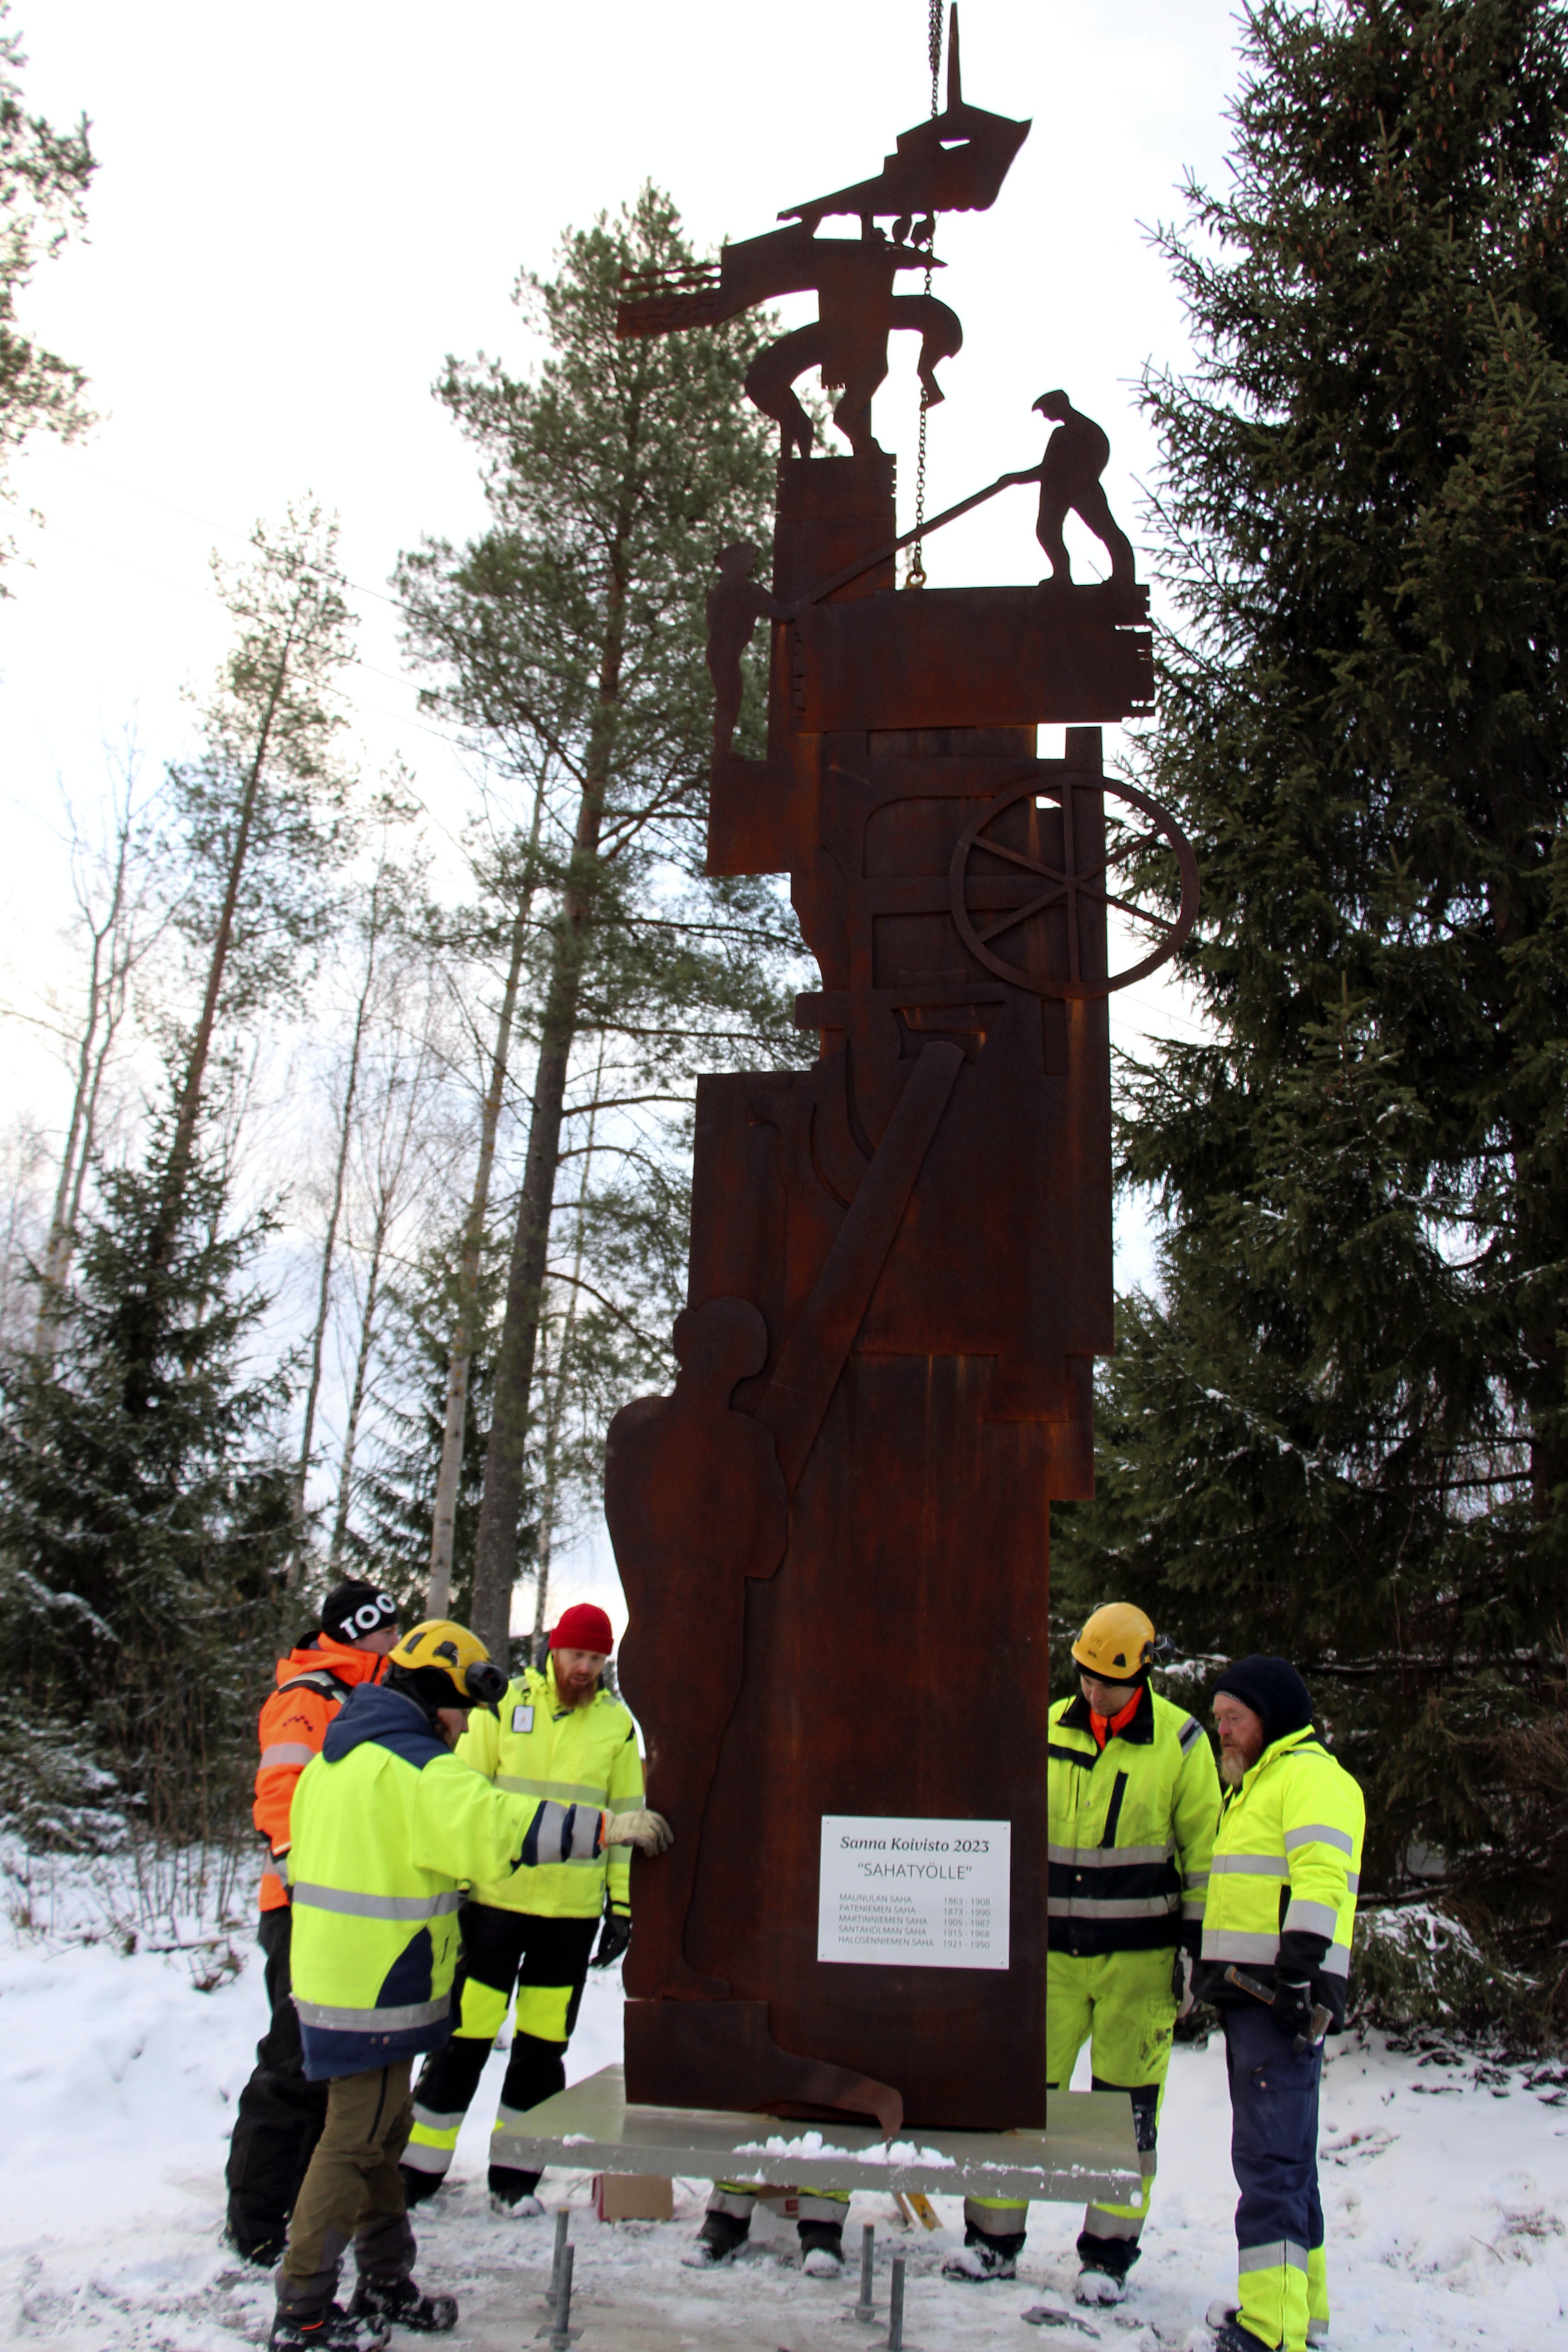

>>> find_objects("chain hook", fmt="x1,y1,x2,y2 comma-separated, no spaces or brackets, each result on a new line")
908,0,943,590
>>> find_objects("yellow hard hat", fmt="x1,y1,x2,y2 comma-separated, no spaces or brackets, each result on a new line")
387,1619,508,1711
1071,1602,1160,1682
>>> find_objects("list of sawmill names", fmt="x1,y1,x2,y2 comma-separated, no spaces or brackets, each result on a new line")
816,1815,1011,1970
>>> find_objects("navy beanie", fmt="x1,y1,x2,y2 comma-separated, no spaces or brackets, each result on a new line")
1211,1654,1313,1745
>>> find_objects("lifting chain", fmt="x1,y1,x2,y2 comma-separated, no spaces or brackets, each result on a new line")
907,0,943,589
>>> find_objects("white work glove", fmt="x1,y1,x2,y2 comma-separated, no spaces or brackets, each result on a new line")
1172,1945,1196,2019
601,1808,674,1855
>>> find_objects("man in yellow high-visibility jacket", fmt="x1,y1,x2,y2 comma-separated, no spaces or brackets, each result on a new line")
399,1603,644,2216
270,1618,670,2352
1194,1655,1364,2352
227,1581,401,2267
946,1603,1218,2306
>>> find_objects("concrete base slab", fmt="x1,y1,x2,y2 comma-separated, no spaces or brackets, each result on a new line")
494,2065,1142,2206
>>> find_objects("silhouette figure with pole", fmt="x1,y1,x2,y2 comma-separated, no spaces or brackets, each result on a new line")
1020,389,1135,588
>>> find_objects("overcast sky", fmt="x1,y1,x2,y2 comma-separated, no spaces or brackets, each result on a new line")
0,0,1250,1614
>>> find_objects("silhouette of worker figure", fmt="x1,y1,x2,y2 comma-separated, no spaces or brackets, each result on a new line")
706,543,782,763
616,18,1024,466
605,1296,789,1999
1021,389,1135,588
740,221,961,461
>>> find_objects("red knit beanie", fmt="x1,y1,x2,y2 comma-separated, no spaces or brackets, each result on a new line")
550,1602,613,1656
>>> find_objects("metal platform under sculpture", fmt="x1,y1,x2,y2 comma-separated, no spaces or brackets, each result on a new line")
500,2066,1142,2206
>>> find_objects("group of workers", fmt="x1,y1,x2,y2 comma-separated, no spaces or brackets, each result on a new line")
226,1587,669,2351
225,1582,1362,2352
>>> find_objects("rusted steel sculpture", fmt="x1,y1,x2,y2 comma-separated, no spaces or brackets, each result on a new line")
607,10,1196,2135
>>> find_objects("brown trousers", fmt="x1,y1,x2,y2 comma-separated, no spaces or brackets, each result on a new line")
278,2060,416,2318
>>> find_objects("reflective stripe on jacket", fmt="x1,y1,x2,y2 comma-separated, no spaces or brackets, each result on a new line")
454,1661,643,1921
1195,1722,1365,2025
252,1636,387,1911
287,1681,605,2079
1048,1685,1220,1958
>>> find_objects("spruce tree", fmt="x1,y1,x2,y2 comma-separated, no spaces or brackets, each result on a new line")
0,1131,294,1838
1053,0,1568,1989
0,3,95,558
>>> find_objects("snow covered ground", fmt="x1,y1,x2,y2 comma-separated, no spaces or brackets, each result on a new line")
2,1858,1566,2351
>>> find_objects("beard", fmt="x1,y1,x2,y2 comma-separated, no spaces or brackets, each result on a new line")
557,1671,599,1708
1219,1749,1247,1787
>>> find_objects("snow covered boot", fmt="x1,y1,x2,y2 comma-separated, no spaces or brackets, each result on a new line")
348,2274,458,2333
489,2164,546,2213
799,2219,846,2278
941,2231,1023,2283
1075,2266,1127,2306
268,2306,391,2352
681,2208,751,2268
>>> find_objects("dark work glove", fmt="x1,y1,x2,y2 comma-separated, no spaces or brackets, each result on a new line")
1271,1978,1316,2043
592,1910,632,1970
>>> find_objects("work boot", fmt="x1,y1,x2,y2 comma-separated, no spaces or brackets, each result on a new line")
799,2219,845,2277
941,2232,1023,2282
1075,2266,1127,2305
268,2306,391,2352
1206,2313,1273,2352
489,2165,546,2211
681,2208,750,2268
348,2275,458,2333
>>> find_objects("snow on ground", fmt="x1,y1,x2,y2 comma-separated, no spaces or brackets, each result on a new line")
2,1862,1567,2351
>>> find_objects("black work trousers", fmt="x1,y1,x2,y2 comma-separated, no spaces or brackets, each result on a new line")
402,1904,598,2205
225,1906,328,2261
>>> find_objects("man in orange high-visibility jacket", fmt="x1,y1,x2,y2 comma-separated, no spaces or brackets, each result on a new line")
225,1582,402,2265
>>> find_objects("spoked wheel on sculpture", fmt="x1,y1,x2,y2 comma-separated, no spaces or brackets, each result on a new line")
947,775,1198,999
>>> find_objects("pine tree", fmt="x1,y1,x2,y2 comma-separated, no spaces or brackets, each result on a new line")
398,184,809,1654
349,1089,690,1648
0,1125,295,1839
425,823,541,1617
1053,0,1568,2002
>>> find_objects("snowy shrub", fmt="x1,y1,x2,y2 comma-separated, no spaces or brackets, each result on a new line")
3,1834,252,1986
1349,1902,1532,2039
0,1707,124,1853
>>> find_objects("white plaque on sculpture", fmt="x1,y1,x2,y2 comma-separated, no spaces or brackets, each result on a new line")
816,1816,1011,1970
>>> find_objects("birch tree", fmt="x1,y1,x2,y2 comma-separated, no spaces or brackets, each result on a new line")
18,753,172,1349
157,502,357,1264
296,826,423,1529
326,1011,445,1566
